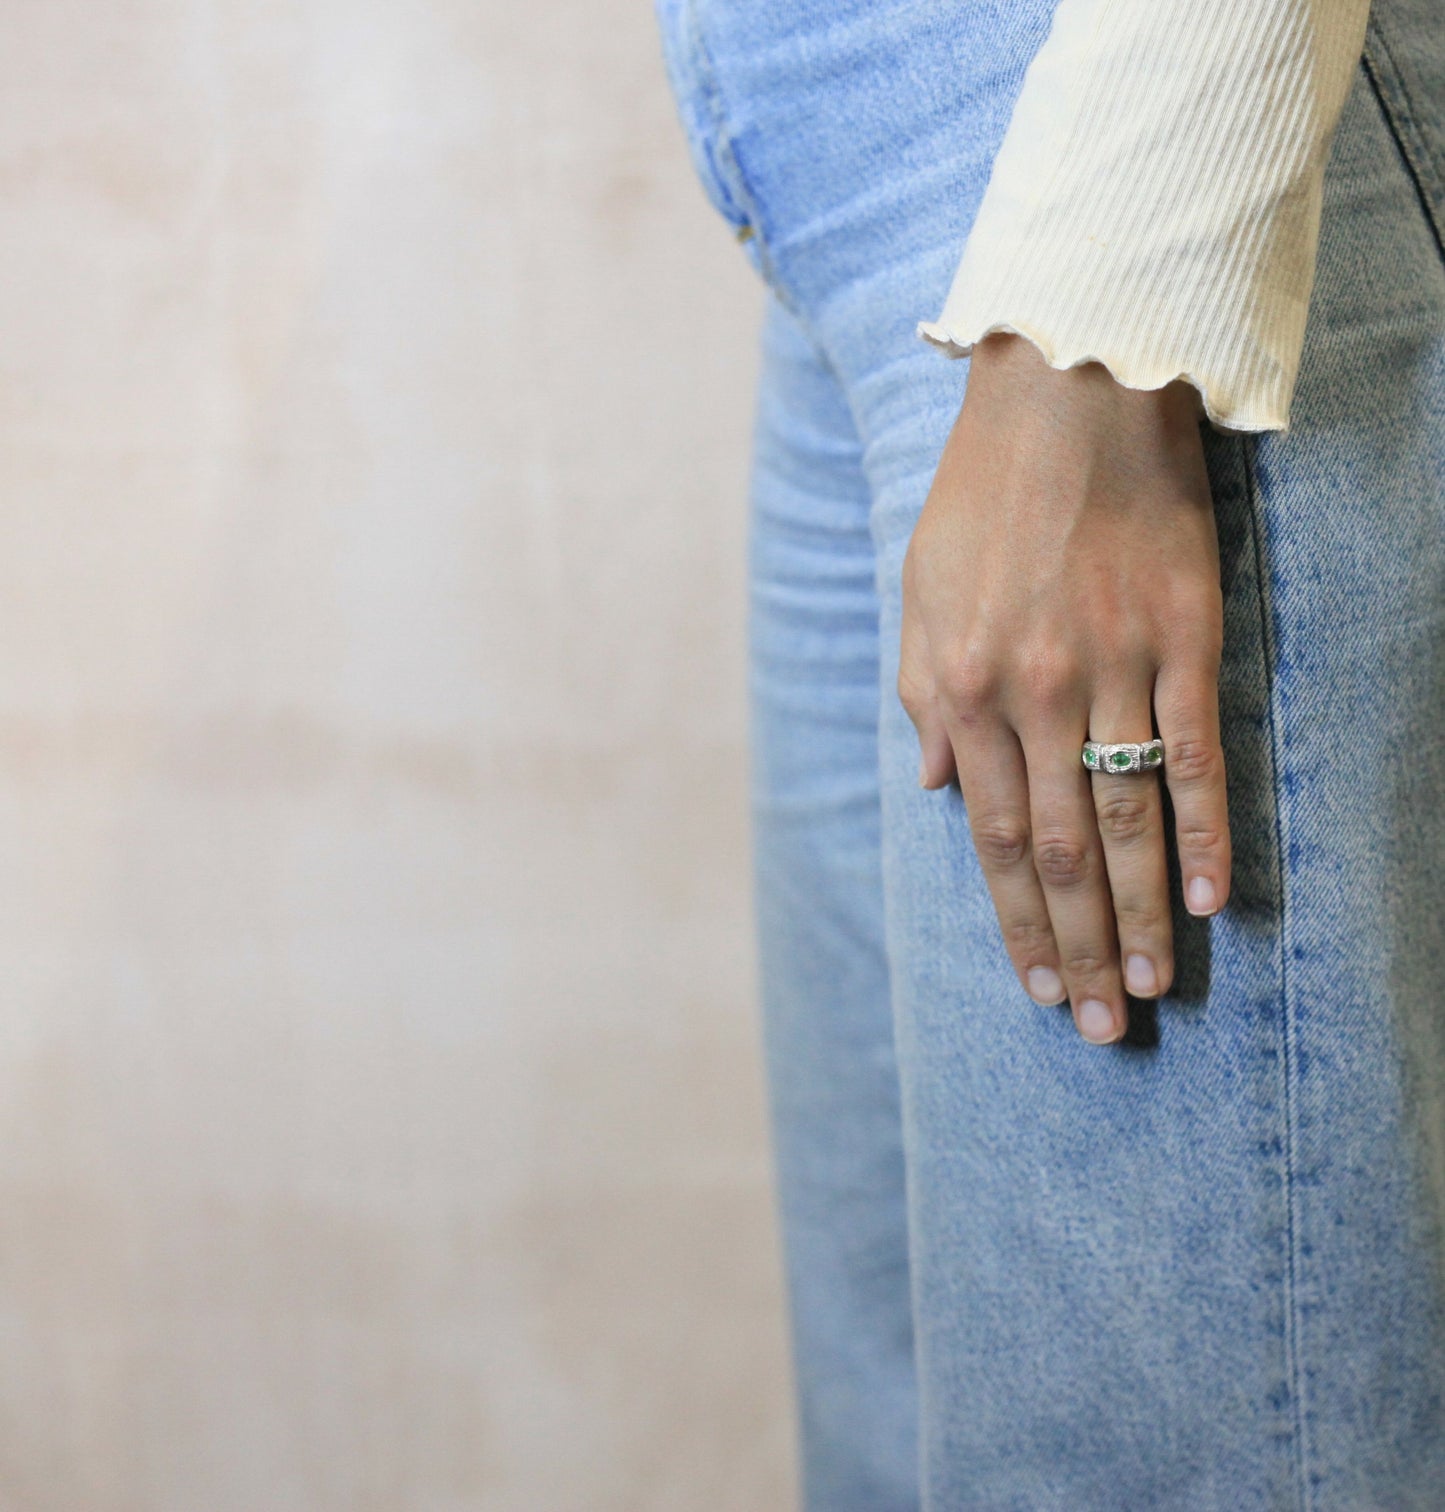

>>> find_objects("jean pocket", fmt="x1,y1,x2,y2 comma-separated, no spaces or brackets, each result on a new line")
1362,16,1445,265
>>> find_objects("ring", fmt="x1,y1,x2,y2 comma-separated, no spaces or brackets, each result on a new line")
1083,738,1164,774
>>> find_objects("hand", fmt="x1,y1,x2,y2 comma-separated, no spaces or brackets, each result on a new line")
899,332,1231,1045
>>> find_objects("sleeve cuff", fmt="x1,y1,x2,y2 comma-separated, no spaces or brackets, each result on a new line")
914,0,1373,437
915,315,1274,435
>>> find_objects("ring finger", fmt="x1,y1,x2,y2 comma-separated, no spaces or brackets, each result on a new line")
1087,691,1173,1001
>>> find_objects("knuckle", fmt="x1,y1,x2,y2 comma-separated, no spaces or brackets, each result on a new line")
1061,949,1113,980
1001,914,1055,957
1176,818,1228,855
1162,587,1224,654
1112,895,1166,932
971,815,1032,869
1018,646,1080,710
1033,834,1093,888
938,649,1000,722
1093,791,1153,844
896,665,934,718
1090,651,1142,690
1166,736,1222,786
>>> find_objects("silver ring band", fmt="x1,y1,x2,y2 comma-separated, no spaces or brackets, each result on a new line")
1083,738,1164,774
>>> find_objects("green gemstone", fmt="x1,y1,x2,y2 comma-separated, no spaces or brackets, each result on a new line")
1144,747,1161,764
1111,750,1132,768
1083,748,1097,767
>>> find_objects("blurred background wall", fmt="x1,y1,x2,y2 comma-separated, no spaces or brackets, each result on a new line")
0,1,791,1507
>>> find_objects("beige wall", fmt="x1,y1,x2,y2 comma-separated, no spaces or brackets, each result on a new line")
0,2,792,1508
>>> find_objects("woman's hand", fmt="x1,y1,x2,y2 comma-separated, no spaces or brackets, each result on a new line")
899,332,1231,1045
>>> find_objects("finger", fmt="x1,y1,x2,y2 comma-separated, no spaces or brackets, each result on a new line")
1154,661,1231,917
898,580,958,789
1023,725,1127,1044
948,718,1067,1007
1087,693,1174,1001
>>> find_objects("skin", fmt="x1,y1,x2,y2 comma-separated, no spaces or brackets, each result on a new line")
899,331,1232,1046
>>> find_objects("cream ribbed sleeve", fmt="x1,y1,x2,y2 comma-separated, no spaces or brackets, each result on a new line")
916,0,1372,432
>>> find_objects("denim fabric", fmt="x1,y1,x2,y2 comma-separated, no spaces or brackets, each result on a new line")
654,2,1445,1507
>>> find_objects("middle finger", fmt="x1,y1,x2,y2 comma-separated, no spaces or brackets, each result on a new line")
1023,724,1127,1044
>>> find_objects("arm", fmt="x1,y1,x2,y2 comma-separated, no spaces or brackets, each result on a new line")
900,1,1369,1045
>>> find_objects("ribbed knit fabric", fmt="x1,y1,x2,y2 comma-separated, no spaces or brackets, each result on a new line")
917,0,1372,432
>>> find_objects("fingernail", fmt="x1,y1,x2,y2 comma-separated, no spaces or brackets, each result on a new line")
1077,998,1119,1044
1027,966,1065,1005
1124,953,1157,996
918,755,929,787
1186,876,1218,915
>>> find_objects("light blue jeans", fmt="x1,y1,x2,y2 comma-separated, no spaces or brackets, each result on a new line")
655,1,1445,1507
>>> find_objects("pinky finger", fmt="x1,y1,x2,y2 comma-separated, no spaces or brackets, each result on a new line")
1155,666,1232,917
918,716,958,790
899,596,958,790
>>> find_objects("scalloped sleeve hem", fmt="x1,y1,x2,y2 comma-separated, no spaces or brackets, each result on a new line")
915,317,1282,436
915,0,1373,439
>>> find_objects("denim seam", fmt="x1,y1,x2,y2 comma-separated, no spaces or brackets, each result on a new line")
1242,434,1313,1512
680,10,747,229
683,3,804,320
1361,23,1445,267
1369,15,1445,195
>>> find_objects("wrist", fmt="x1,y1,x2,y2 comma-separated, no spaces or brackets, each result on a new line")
967,331,1205,432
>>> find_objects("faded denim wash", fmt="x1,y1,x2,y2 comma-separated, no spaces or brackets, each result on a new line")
654,1,1445,1507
